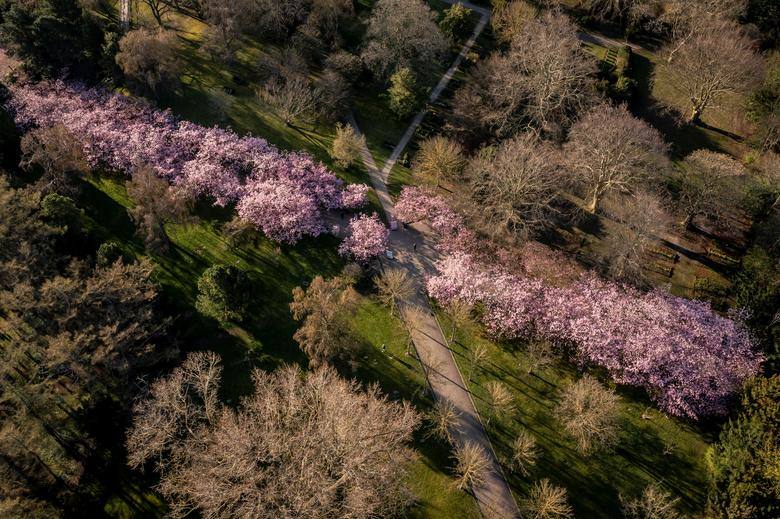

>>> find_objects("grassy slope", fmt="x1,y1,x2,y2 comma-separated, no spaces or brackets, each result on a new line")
93,4,479,515
436,309,712,517
85,173,478,517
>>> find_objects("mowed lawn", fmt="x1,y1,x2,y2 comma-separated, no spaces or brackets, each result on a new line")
82,172,479,517
435,308,712,517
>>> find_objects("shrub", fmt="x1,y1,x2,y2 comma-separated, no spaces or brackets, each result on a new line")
706,376,780,518
40,193,82,232
387,68,420,119
195,265,251,324
96,241,125,267
330,123,365,169
735,246,779,324
440,2,472,42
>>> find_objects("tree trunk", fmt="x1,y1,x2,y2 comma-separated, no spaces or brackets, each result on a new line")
120,0,131,31
680,213,693,230
585,193,599,214
688,105,702,125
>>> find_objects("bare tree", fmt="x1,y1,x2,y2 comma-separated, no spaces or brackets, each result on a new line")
19,124,88,195
452,11,597,139
313,0,356,38
492,0,539,44
453,441,490,491
330,123,365,169
140,0,175,26
317,70,350,122
116,28,181,97
223,215,261,248
510,429,538,476
464,134,563,242
128,360,420,518
126,351,222,470
466,343,488,384
374,268,415,317
413,135,466,188
756,152,780,211
620,483,682,519
600,190,672,285
663,19,762,124
444,298,472,343
126,167,191,251
577,0,634,21
521,479,574,519
290,275,358,367
259,74,322,126
361,0,448,81
555,375,620,454
484,380,514,424
201,0,253,56
676,150,745,229
428,398,461,443
657,0,747,63
525,339,555,374
564,103,670,213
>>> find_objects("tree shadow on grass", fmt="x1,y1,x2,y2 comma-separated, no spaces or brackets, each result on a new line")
630,53,727,159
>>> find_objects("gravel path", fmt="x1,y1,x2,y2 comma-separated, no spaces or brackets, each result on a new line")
346,5,520,516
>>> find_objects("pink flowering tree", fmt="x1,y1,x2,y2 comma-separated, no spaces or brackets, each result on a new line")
5,80,369,244
338,213,389,263
399,187,763,420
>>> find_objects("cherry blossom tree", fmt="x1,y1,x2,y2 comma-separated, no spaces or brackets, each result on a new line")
395,188,763,419
338,213,389,262
5,81,369,244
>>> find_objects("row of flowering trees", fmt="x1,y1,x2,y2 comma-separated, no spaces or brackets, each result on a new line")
5,80,372,244
395,187,763,420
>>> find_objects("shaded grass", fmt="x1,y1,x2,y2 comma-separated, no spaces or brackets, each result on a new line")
436,309,712,517
82,171,478,516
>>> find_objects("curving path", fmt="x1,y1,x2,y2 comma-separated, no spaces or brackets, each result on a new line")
347,4,520,517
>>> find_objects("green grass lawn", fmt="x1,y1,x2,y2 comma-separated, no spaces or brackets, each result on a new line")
81,167,478,517
435,308,713,517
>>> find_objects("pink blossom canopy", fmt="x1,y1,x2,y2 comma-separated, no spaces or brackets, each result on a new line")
397,187,763,419
338,213,389,262
5,81,369,243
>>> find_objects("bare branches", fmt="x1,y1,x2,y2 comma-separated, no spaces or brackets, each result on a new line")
290,275,358,367
662,18,762,123
510,429,538,476
126,351,222,471
464,134,563,243
361,0,448,81
453,441,490,491
413,136,466,188
374,268,415,317
427,398,461,443
600,190,672,285
116,28,181,98
20,124,88,196
555,376,620,454
525,339,555,374
452,11,597,140
258,74,323,126
676,149,746,228
621,483,682,519
127,167,191,252
521,479,574,519
129,362,420,518
484,380,515,423
564,104,669,213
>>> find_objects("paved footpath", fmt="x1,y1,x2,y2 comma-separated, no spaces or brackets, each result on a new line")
347,4,520,517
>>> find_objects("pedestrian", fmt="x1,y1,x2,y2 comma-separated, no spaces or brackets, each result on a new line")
413,242,417,251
